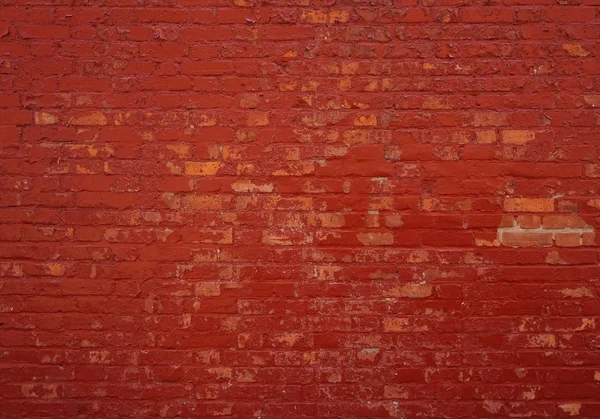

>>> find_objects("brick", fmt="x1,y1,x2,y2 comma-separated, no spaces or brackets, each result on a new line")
300,10,350,24
384,214,404,228
384,284,433,298
502,130,535,145
307,213,345,228
195,282,221,297
183,195,231,210
353,115,377,126
555,233,581,247
516,215,541,229
542,215,590,229
501,231,553,247
504,198,554,213
68,112,108,126
34,112,58,125
2,3,599,415
231,179,273,193
357,232,394,246
247,112,269,127
184,162,222,176
562,43,590,57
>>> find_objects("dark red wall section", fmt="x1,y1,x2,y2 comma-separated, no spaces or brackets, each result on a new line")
1,0,600,418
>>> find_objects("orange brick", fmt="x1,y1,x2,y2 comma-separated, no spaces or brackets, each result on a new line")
184,161,222,176
69,112,108,125
195,282,220,297
384,284,433,298
357,232,394,246
34,112,58,125
247,111,269,126
384,214,404,228
502,130,535,145
504,198,554,213
562,43,589,57
183,195,231,210
353,115,377,127
476,130,497,144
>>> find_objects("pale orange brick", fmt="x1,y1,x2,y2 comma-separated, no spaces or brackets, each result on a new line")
342,130,368,144
262,230,312,246
562,43,589,57
583,95,600,107
365,214,379,228
247,111,269,126
384,214,404,228
185,229,232,244
46,263,66,276
383,318,406,332
407,250,429,263
231,179,273,193
240,95,260,109
502,130,535,145
271,162,315,176
183,195,231,210
195,282,220,297
472,112,508,127
341,62,359,75
315,265,343,281
501,232,553,247
34,112,59,125
279,81,297,91
474,232,500,247
368,197,393,211
184,161,222,176
69,112,107,126
422,96,450,110
328,10,350,23
353,115,377,127
475,130,497,144
384,385,409,399
587,199,600,209
266,196,313,211
195,114,217,127
504,198,554,213
383,318,427,332
384,284,433,298
357,232,393,246
300,10,328,23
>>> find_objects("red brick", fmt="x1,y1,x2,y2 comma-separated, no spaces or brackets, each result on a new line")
1,3,598,416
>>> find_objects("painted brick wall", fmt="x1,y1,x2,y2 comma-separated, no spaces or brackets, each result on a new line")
1,1,599,418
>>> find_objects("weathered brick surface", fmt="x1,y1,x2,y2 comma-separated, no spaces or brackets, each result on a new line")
0,1,600,418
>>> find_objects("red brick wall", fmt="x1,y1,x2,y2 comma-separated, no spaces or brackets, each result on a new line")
1,1,599,418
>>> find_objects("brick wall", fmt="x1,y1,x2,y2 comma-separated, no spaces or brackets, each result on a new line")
1,1,600,418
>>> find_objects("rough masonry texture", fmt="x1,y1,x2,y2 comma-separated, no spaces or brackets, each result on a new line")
0,1,599,418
